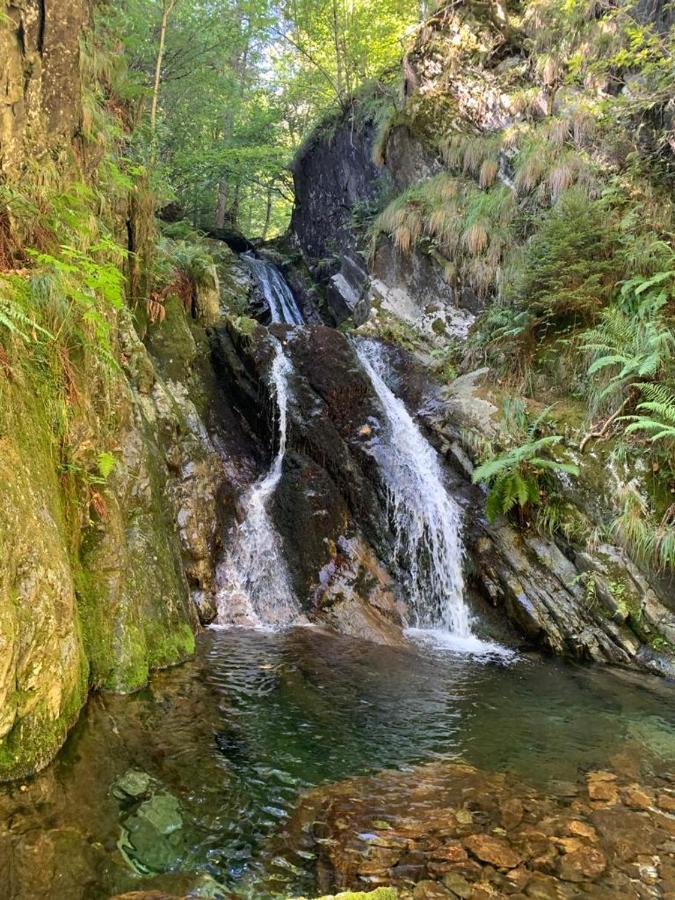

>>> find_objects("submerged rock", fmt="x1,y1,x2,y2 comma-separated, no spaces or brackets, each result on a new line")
269,756,675,898
118,789,185,875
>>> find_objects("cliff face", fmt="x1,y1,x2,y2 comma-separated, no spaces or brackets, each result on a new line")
0,3,236,779
291,119,388,263
289,0,675,674
0,0,87,176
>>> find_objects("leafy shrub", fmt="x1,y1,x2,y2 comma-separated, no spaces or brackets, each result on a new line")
510,189,618,330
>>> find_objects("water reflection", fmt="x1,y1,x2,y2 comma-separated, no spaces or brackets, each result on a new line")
0,627,674,899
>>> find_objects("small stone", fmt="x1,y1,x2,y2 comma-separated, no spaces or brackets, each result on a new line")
506,867,531,891
442,872,473,898
623,785,653,809
523,872,562,899
501,799,524,831
558,846,607,882
112,769,157,802
553,837,583,854
358,424,373,438
464,834,522,869
567,821,598,842
587,771,618,784
432,842,469,864
357,846,401,874
413,880,452,899
457,809,474,826
531,845,559,875
587,781,619,803
469,885,500,899
658,794,675,813
654,811,675,836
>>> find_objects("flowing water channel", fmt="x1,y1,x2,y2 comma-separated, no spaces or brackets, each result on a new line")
215,340,302,627
354,339,471,639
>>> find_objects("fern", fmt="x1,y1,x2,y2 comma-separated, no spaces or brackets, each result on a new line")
472,432,579,523
623,383,675,443
96,451,117,480
0,279,52,342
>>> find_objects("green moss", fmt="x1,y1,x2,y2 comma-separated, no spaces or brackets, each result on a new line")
230,314,259,339
148,622,196,671
0,651,88,782
145,294,197,382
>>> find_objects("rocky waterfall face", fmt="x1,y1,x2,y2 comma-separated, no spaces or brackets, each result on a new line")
354,339,470,637
213,258,487,646
215,340,302,627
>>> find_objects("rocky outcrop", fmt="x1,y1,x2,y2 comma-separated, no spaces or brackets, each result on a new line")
0,1,87,176
287,0,675,675
291,118,389,262
417,365,675,676
0,283,250,779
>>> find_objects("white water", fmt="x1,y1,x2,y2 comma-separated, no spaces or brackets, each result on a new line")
215,341,302,627
244,255,304,325
355,339,473,638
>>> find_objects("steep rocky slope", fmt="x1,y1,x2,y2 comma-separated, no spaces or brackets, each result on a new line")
0,2,238,779
288,0,675,673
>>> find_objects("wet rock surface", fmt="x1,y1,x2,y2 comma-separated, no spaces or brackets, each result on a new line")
273,757,675,899
210,319,409,643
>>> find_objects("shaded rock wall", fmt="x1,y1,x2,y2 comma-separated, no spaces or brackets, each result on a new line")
291,119,389,262
0,0,88,175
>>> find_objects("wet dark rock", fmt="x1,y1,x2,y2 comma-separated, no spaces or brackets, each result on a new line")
209,321,409,643
112,769,159,804
291,113,391,262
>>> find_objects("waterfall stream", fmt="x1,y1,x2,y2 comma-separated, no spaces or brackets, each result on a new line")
215,341,302,626
244,254,304,325
215,258,306,626
217,262,489,648
355,339,474,640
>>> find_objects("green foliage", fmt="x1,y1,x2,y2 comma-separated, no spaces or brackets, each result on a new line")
510,189,617,329
624,384,675,443
472,406,579,523
612,487,675,572
96,451,118,481
158,239,215,291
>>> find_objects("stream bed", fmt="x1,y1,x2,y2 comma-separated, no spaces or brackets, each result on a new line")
2,628,675,899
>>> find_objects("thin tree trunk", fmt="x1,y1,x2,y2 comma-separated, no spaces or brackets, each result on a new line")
150,0,176,163
332,0,344,103
261,183,273,240
215,179,228,229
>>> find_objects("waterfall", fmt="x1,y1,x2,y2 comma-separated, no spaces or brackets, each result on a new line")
355,339,473,638
215,341,302,627
244,255,304,326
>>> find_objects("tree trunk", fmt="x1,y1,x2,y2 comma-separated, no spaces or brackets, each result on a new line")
262,183,273,240
150,0,176,163
215,180,228,229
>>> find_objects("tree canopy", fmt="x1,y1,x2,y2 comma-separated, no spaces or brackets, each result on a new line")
111,0,418,237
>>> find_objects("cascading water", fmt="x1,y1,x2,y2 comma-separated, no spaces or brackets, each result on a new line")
244,254,304,325
355,338,474,641
215,255,305,627
215,341,302,626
